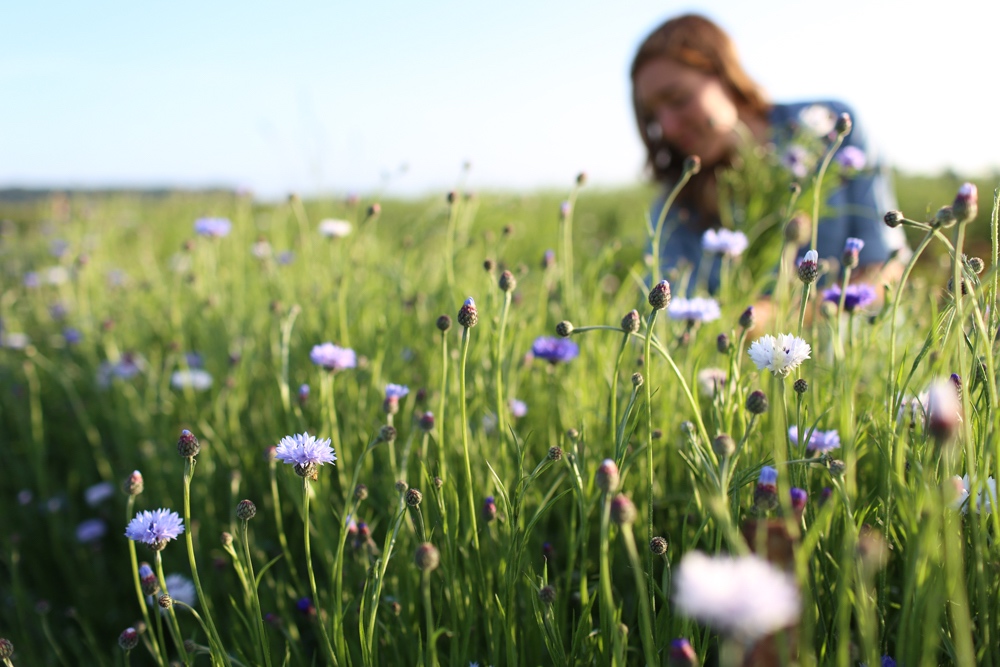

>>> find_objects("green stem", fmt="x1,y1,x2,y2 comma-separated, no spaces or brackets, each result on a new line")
302,478,337,666
422,570,438,667
155,552,191,666
621,525,658,667
126,497,166,667
459,326,480,550
241,520,272,667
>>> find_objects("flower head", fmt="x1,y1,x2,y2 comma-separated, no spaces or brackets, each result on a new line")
274,433,336,468
531,336,579,364
508,398,528,418
842,237,864,268
927,378,962,443
194,217,232,238
798,104,836,136
673,551,800,641
310,343,356,372
835,145,866,171
788,426,841,453
385,384,409,400
125,509,185,549
667,297,721,323
318,219,353,238
697,368,728,397
747,334,811,377
954,182,978,223
76,518,108,543
170,369,213,391
701,228,748,256
822,284,877,313
781,144,812,179
797,249,819,284
952,474,996,514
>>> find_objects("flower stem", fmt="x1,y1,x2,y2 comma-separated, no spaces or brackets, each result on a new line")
302,478,337,666
620,524,658,667
155,552,191,667
126,496,165,667
459,326,480,550
422,569,438,667
241,520,272,667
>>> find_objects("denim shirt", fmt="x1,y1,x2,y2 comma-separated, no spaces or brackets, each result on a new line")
652,100,909,294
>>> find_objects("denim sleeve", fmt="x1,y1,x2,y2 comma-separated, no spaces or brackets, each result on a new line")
813,101,909,266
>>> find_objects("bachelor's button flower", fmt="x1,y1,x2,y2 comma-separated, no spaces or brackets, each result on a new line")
667,297,721,323
509,398,527,418
274,433,336,477
63,327,81,346
835,145,866,171
385,384,409,400
788,426,841,454
531,336,579,364
927,378,962,443
797,250,819,284
747,334,811,378
125,509,186,550
697,368,728,397
673,551,801,641
842,237,864,269
170,369,213,391
318,219,353,238
822,284,877,313
953,474,996,514
23,271,40,289
701,228,748,256
194,217,232,238
310,343,356,372
781,145,811,179
789,488,808,516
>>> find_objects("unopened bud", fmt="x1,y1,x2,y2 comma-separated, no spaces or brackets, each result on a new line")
415,542,440,571
595,459,619,493
436,315,452,332
712,433,736,458
498,270,516,292
648,279,671,310
746,390,769,415
547,446,563,461
621,309,641,334
884,210,904,228
739,306,755,330
953,182,978,223
683,155,701,175
834,112,852,136
118,627,139,651
610,494,637,525
457,297,478,328
649,536,668,556
405,488,423,507
631,372,644,388
555,321,574,337
236,499,256,521
539,585,557,604
177,429,200,458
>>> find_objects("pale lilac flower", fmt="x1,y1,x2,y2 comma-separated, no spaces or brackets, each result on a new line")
310,343,356,371
17,490,33,506
277,250,295,265
170,369,213,391
23,271,40,288
84,481,115,507
318,219,353,238
274,433,336,467
836,145,866,170
509,399,527,418
49,239,69,258
697,368,728,397
64,327,82,345
781,145,811,179
674,551,801,641
667,297,721,322
125,509,185,547
559,201,572,218
76,518,107,543
701,228,748,256
843,237,865,255
194,217,232,238
1,332,30,350
788,426,840,453
385,384,409,400
747,334,811,377
96,354,147,388
798,104,836,136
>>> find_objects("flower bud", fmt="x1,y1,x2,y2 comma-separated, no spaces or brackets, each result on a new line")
790,487,808,516
436,315,452,332
621,309,641,334
0,638,13,660
746,390,769,415
124,470,144,496
221,532,233,547
953,182,978,223
157,594,172,609
405,488,423,507
933,205,957,229
649,535,668,556
418,411,435,432
631,372,644,388
547,446,563,461
482,496,497,522
610,494,637,525
669,638,697,667
595,459,619,493
366,203,381,217
555,321,574,337
884,210,904,228
793,378,808,394
576,172,587,186
499,270,516,292
139,563,159,596
739,306,755,330
354,484,368,501
711,433,736,458
842,237,864,270
967,256,985,274
784,212,811,245
797,250,819,284
177,429,200,458
414,543,440,572
395,480,408,494
379,425,397,443
834,112,852,136
754,466,779,512
683,155,701,175
118,627,139,651
538,585,557,605
648,279,671,310
236,499,256,521
716,333,730,354
457,297,478,328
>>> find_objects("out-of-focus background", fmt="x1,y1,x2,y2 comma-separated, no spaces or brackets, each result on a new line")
2,0,999,200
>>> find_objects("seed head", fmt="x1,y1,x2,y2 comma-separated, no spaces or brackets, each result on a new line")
610,494,637,525
746,390,769,415
498,269,516,292
649,536,668,556
354,484,369,501
436,315,452,332
631,372,644,388
595,459,619,493
712,433,736,458
621,309,641,334
118,627,139,651
414,543,440,571
884,210,904,228
793,378,808,394
236,499,256,521
648,280,672,310
177,429,200,458
457,297,478,328
555,320,574,337
547,446,563,461
405,488,423,507
124,470,144,496
539,585,557,605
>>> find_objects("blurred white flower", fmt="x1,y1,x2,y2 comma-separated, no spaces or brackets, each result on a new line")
319,219,353,238
44,266,70,285
251,240,272,259
171,369,213,392
1,332,30,349
747,334,811,378
952,474,997,514
701,228,748,256
149,573,197,613
697,368,728,397
674,551,800,641
798,104,836,136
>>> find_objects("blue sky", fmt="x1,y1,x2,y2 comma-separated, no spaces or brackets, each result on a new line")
2,0,998,198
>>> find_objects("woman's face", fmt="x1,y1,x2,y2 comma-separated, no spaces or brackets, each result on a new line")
634,58,740,167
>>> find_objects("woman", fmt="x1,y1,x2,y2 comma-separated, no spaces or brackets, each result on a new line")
631,14,908,294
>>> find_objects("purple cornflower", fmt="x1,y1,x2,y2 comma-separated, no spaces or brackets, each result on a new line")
781,145,811,179
531,336,579,364
822,284,877,313
789,488,808,515
274,433,336,467
125,509,185,549
667,297,721,323
482,496,498,522
296,597,316,616
835,145,866,171
758,466,778,486
509,398,527,418
298,383,309,405
85,481,115,507
64,327,82,345
310,343,356,371
193,217,232,238
701,228,748,256
76,518,107,543
788,426,841,454
881,658,897,667
754,466,779,511
842,237,864,269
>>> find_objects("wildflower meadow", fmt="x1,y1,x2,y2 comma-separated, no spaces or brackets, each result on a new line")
1,129,1000,666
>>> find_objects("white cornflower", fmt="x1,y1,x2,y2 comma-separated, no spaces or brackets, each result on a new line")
747,334,811,377
170,369,213,391
674,551,800,642
697,368,728,397
701,228,748,256
318,219,353,238
668,297,721,323
798,104,836,136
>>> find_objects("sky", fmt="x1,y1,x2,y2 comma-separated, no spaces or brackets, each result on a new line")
2,0,998,199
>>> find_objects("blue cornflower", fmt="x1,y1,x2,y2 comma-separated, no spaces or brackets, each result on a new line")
758,466,778,486
63,327,82,345
310,343,356,371
881,657,896,667
667,297,721,322
385,384,409,400
843,237,865,254
23,271,40,289
531,336,579,364
274,433,336,468
822,284,877,313
125,509,185,549
788,426,841,453
194,217,232,238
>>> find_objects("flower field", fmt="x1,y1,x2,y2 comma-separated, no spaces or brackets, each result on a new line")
0,162,998,666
